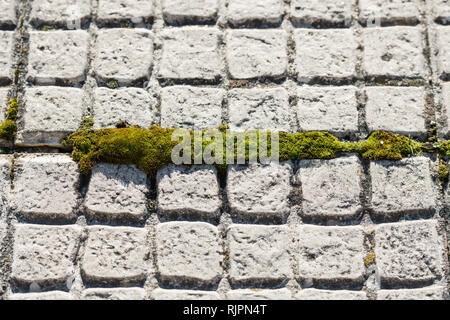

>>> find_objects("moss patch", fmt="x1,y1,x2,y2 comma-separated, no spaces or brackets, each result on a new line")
0,98,19,141
364,252,376,267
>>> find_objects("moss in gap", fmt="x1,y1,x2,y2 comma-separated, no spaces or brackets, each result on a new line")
0,98,19,141
439,160,449,186
364,252,376,267
106,79,119,89
41,25,55,31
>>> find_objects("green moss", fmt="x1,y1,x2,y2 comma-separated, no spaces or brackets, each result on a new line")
439,161,449,186
0,98,19,141
106,80,119,89
364,252,376,267
42,25,55,31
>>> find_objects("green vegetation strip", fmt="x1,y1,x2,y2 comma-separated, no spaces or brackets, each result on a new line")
0,98,18,141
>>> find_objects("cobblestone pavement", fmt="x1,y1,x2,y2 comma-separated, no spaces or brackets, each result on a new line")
0,0,449,300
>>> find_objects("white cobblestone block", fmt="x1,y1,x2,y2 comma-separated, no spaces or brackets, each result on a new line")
0,87,9,123
228,88,291,132
162,0,218,24
160,86,223,130
297,86,358,135
443,83,450,134
81,226,147,283
377,287,444,300
13,154,79,219
30,0,91,27
432,0,450,23
93,87,157,129
152,288,220,300
11,224,81,287
291,0,352,27
297,225,365,284
85,164,148,219
0,221,7,247
8,291,73,300
0,31,13,82
226,288,292,300
365,86,426,136
82,288,145,300
226,30,287,80
27,30,89,84
363,27,425,78
0,155,11,216
156,222,222,285
370,157,436,215
227,0,284,26
157,165,221,218
294,29,357,81
359,0,420,25
435,26,450,78
228,225,292,284
0,0,17,26
97,0,153,24
159,27,221,81
227,162,293,220
94,28,153,84
296,289,367,300
375,220,443,285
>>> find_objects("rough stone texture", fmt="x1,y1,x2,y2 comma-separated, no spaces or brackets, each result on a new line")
375,220,443,286
296,86,358,136
291,0,352,27
297,225,365,284
434,26,450,78
296,156,362,219
228,225,292,284
27,30,89,84
294,29,357,81
97,0,153,24
160,86,223,130
226,29,287,80
359,0,420,25
82,288,145,300
159,27,221,81
81,226,147,284
296,289,367,300
162,0,218,24
85,164,148,219
365,86,426,136
226,288,292,300
370,157,436,216
12,154,79,220
227,0,284,26
227,162,293,221
157,165,221,218
93,87,157,129
0,31,13,82
8,291,73,300
152,288,220,300
94,28,153,84
363,27,425,78
0,155,11,217
156,222,221,285
11,224,81,287
228,88,291,132
18,86,84,145
0,0,17,26
432,0,450,23
0,87,8,123
377,287,445,300
30,0,91,27
0,221,6,248
444,83,450,135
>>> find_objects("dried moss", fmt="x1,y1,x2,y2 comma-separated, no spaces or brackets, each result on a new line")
0,98,19,141
364,252,376,267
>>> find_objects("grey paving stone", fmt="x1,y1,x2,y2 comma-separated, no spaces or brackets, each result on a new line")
296,156,362,220
375,220,443,286
296,86,358,136
297,225,365,285
365,86,426,137
226,29,287,80
8,291,73,300
362,27,425,78
434,26,450,78
162,0,218,24
228,88,291,132
443,83,450,134
11,224,81,287
377,287,445,300
152,288,220,300
290,0,352,27
18,86,84,145
228,224,292,285
12,154,79,220
97,0,153,24
156,221,222,285
0,0,17,26
359,0,420,25
81,226,147,284
0,155,11,217
294,29,357,81
85,164,148,219
226,288,292,300
432,0,450,23
227,0,284,26
27,30,89,84
93,87,157,129
82,288,145,300
157,165,221,218
227,162,293,221
159,27,221,81
30,0,91,27
94,28,153,84
295,289,367,300
0,31,14,82
370,157,436,216
0,221,7,248
0,87,9,123
160,86,223,130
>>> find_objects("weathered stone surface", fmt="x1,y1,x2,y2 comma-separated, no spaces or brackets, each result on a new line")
97,0,153,24
228,225,292,284
228,88,291,132
296,289,367,300
0,87,8,123
291,0,352,26
81,226,147,283
297,225,365,284
359,0,420,25
226,288,292,300
363,27,425,78
85,164,148,219
226,29,287,80
18,86,84,145
0,31,14,82
0,0,17,26
375,220,442,285
365,86,426,136
434,26,450,78
157,165,221,218
8,291,73,300
432,0,450,23
0,155,11,217
444,83,450,134
227,162,293,220
13,154,79,219
162,0,218,24
0,221,7,247
160,86,223,130
159,27,221,81
27,30,89,84
156,222,221,285
227,0,284,26
294,29,357,81
82,288,145,300
377,287,444,300
30,0,91,27
152,288,220,300
296,86,358,135
94,28,153,84
93,87,157,129
370,157,436,215
11,224,81,287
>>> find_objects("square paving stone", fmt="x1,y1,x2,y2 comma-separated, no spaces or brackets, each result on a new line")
0,31,14,83
162,0,219,24
97,0,153,24
359,0,420,25
82,288,145,300
0,0,17,26
290,0,352,27
443,82,450,135
0,155,11,217
434,26,450,78
30,0,91,27
227,0,284,26
432,0,450,23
